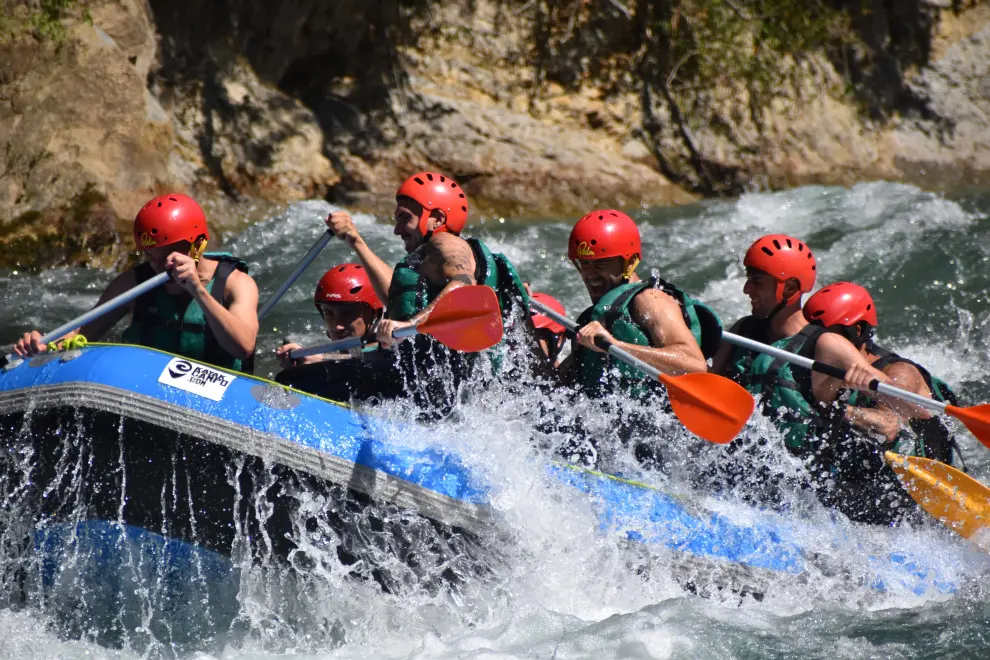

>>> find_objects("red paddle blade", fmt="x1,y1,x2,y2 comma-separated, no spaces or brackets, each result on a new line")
418,285,504,353
658,372,755,444
946,403,990,450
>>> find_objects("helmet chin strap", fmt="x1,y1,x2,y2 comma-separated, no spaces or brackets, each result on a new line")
188,238,208,261
766,281,796,322
622,256,641,281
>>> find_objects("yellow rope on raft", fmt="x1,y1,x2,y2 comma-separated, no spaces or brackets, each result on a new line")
47,335,88,352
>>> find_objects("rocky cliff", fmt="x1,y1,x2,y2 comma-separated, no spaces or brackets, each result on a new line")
0,0,988,268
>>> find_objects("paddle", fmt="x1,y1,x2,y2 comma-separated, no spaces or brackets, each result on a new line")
2,270,172,367
885,451,990,552
528,298,755,444
290,285,504,358
722,331,990,449
257,229,333,321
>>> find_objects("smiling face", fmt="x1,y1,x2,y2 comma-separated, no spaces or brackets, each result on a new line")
576,256,627,303
394,196,429,253
318,302,377,341
742,267,780,318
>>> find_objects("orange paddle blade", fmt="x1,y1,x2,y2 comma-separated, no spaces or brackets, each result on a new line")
885,451,990,552
418,285,504,353
658,372,755,444
946,403,990,450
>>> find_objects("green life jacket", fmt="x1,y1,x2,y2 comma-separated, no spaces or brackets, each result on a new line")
851,343,960,464
385,237,529,324
733,323,832,452
571,276,722,398
121,252,252,373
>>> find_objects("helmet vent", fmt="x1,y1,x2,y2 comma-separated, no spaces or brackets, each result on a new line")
866,304,872,310
452,183,459,189
157,202,163,207
461,206,467,212
772,239,782,250
785,238,792,248
414,177,425,185
458,192,465,198
811,310,824,318
168,196,178,202
337,265,346,272
151,228,158,235
439,175,446,182
761,246,774,257
355,265,364,270
598,214,604,220
798,243,804,251
426,173,434,181
590,239,597,245
811,264,816,270
349,286,363,295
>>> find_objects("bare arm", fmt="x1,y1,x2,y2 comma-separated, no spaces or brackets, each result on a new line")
581,288,706,376
880,360,935,420
811,333,891,403
326,211,393,304
76,269,141,341
14,268,140,356
845,405,901,442
194,269,260,359
405,233,477,325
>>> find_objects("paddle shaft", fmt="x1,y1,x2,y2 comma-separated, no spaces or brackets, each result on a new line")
257,230,333,321
529,298,664,380
289,325,418,359
3,270,172,364
721,331,948,414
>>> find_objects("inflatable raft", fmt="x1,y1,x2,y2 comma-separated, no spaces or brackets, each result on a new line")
0,344,972,614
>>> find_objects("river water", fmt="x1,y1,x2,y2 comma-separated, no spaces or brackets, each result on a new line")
1,181,990,658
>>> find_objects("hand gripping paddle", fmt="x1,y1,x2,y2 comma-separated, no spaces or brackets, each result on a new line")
529,297,755,444
722,331,990,450
291,284,504,358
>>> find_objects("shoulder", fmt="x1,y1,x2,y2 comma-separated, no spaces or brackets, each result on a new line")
883,360,926,389
224,268,258,297
630,286,681,319
428,232,472,255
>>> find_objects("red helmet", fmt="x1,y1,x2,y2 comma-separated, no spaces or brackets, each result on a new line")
567,209,642,268
133,194,209,249
743,234,816,305
314,263,383,311
803,282,877,328
395,172,469,237
530,292,566,334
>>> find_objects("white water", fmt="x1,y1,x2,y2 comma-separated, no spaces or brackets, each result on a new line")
2,182,990,658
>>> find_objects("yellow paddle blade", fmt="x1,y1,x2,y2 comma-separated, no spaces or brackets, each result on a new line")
885,451,990,552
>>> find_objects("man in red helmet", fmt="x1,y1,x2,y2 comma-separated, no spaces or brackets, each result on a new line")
555,209,718,398
13,194,259,372
707,235,925,524
536,210,722,469
276,172,528,410
276,263,384,368
804,282,961,466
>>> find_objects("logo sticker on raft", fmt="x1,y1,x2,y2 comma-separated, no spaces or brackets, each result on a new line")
157,357,236,401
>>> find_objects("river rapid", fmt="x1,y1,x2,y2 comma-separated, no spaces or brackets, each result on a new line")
1,181,990,658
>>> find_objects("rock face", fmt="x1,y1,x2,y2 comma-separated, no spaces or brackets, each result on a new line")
1,0,989,268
